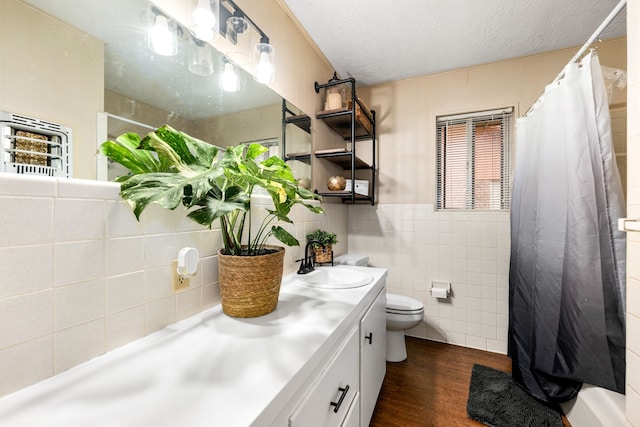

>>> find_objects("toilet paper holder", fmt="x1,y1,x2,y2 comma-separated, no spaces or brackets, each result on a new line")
430,281,451,298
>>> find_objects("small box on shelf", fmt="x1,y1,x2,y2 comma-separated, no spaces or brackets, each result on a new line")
345,179,369,196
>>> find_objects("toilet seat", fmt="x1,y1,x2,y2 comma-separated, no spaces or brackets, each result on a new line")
386,293,424,315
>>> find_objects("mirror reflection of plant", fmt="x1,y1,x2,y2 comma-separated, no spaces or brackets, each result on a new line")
100,125,323,256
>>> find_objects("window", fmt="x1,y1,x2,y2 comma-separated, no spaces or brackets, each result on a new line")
243,138,280,163
436,107,513,210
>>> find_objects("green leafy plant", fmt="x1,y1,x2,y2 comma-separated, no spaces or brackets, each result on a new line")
306,229,338,248
100,125,324,256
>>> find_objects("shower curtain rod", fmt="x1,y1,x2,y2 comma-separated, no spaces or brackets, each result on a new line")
551,0,627,85
524,0,626,116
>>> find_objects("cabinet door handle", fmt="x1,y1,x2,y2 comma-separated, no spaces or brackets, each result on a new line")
365,332,373,344
330,385,350,413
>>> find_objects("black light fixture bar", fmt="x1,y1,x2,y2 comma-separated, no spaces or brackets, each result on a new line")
220,0,270,44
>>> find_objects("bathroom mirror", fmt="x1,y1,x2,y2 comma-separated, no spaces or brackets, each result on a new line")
282,100,312,187
14,0,310,182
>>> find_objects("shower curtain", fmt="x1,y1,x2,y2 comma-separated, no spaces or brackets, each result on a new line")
508,52,626,403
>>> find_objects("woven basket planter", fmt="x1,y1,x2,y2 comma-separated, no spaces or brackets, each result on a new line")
217,245,285,318
313,245,333,264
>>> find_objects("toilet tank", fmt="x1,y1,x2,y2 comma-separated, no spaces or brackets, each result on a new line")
334,253,369,266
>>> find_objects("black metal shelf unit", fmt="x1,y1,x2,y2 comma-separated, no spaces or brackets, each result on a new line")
281,99,311,165
313,76,376,205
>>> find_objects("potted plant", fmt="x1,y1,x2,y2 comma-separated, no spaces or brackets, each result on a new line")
100,125,323,317
306,229,338,264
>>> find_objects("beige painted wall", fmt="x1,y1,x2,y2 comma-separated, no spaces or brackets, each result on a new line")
105,90,194,135
358,38,627,204
0,0,104,180
192,103,281,147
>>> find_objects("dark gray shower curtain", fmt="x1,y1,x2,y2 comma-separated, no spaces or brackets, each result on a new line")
508,52,626,403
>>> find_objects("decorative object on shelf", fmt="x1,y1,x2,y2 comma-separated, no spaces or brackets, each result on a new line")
306,229,338,264
100,125,324,318
350,97,373,134
319,72,349,111
297,177,311,189
345,179,369,196
327,175,347,191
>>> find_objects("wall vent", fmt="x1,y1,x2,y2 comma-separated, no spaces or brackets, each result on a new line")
0,112,72,178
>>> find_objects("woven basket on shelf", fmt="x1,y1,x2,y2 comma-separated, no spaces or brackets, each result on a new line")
313,245,333,264
217,245,285,318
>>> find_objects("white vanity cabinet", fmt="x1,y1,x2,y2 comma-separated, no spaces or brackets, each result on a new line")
289,326,360,426
360,288,387,426
288,286,387,427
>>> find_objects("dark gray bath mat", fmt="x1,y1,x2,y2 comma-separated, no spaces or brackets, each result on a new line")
467,364,563,427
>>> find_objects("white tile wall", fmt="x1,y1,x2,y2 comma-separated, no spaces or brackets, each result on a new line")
0,174,345,397
348,203,510,353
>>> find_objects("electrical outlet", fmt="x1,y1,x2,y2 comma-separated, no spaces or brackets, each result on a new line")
172,259,190,291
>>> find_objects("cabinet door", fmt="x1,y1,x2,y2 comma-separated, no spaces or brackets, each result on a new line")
360,288,387,426
340,392,360,427
290,327,360,427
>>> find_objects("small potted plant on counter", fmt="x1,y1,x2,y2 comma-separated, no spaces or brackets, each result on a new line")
306,229,338,264
100,125,324,318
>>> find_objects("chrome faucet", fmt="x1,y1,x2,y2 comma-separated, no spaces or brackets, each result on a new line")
297,239,325,274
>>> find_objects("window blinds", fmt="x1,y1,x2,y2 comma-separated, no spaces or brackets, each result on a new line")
436,108,513,210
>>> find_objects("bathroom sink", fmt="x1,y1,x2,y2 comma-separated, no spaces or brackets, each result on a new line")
294,267,374,289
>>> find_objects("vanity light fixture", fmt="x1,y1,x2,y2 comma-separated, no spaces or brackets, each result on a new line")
189,0,219,42
225,11,250,65
147,7,179,57
189,36,214,76
220,57,240,92
220,0,275,83
253,36,275,84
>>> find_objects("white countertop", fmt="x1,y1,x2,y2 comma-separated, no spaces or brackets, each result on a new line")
0,266,387,427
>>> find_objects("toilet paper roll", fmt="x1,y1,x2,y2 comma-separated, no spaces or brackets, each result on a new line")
431,287,448,299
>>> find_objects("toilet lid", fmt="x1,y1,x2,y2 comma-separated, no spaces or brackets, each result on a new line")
386,293,424,313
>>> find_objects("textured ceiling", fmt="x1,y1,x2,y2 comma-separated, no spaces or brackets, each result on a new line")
282,0,627,86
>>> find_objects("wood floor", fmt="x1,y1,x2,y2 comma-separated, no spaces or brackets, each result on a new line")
369,337,571,427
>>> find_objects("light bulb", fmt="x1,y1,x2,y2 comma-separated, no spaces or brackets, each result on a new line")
220,62,239,92
190,0,218,41
253,43,275,84
149,15,177,56
192,24,214,42
192,0,215,27
189,38,214,76
255,51,274,83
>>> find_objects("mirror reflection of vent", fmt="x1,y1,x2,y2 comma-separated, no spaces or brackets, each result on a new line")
0,112,72,178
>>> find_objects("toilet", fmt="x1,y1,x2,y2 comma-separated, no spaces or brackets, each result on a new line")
385,293,424,362
334,253,425,362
